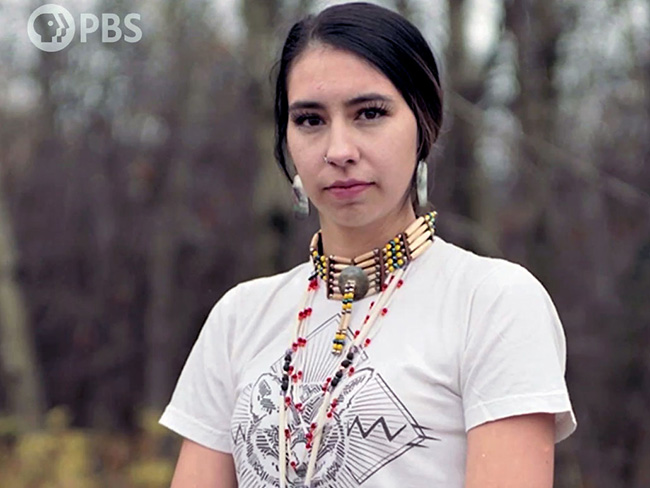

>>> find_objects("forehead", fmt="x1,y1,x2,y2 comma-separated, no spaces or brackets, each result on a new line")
287,44,398,101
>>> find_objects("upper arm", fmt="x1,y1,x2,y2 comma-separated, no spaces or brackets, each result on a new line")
170,439,237,488
465,413,555,488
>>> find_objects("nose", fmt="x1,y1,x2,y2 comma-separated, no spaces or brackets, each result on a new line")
324,117,359,166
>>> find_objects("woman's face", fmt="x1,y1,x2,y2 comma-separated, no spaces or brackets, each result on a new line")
286,44,418,230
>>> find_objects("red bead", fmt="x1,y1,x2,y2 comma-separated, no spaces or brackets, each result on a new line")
285,428,290,438
363,316,369,324
297,370,303,378
381,308,388,316
382,284,388,291
295,403,303,411
370,301,375,309
291,374,298,383
354,330,360,338
310,422,317,430
348,366,355,375
327,412,333,418
306,442,312,449
306,432,313,440
331,398,338,407
364,338,371,346
397,279,404,288
290,461,297,469
306,307,312,315
285,396,291,405
288,365,294,374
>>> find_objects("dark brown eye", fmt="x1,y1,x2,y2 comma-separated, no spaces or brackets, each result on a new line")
292,113,323,127
358,104,389,120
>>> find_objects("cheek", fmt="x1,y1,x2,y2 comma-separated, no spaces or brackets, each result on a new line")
286,128,310,166
286,127,297,160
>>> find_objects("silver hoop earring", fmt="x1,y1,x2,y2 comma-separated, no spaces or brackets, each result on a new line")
416,160,428,210
292,174,310,219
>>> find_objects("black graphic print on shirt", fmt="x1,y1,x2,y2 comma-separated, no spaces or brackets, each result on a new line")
231,314,439,488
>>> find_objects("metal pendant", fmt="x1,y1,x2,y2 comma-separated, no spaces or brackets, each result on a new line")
338,266,369,300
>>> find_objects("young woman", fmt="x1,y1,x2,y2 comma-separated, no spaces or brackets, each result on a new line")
159,3,576,487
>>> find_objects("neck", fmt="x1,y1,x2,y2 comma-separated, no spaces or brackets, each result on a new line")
318,204,417,258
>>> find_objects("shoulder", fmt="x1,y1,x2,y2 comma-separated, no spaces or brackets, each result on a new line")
432,236,546,299
206,260,312,323
233,260,312,299
431,239,564,349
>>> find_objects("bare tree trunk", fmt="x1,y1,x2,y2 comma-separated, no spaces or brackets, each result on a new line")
0,169,45,429
503,2,588,487
243,0,318,273
143,0,193,411
439,0,492,252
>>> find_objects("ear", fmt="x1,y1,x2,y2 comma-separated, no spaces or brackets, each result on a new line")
250,373,282,420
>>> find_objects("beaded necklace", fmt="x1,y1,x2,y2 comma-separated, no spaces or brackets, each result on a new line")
278,211,437,487
311,211,437,355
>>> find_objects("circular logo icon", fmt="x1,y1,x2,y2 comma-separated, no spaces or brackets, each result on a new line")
27,4,76,52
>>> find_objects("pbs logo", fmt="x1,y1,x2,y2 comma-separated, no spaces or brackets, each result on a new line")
27,5,75,52
28,4,142,52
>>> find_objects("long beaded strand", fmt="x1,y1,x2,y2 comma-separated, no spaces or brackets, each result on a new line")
279,213,436,486
279,273,318,488
304,266,410,484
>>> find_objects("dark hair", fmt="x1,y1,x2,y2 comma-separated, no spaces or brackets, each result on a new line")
273,1,443,184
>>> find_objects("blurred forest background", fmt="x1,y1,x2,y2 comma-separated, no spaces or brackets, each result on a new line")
0,0,648,486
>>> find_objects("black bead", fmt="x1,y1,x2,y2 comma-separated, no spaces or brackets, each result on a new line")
284,353,292,362
334,370,343,379
346,352,354,360
283,363,291,372
330,377,340,388
341,359,351,368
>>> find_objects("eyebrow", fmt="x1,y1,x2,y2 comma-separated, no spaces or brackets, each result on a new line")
288,93,394,112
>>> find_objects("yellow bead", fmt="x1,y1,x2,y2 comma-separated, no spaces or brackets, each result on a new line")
388,266,394,272
397,259,404,266
395,244,401,251
396,252,403,258
385,244,391,250
386,251,392,257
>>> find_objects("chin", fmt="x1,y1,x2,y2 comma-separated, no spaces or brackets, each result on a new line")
320,205,385,228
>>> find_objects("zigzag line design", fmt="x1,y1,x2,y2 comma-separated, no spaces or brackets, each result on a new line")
346,415,406,442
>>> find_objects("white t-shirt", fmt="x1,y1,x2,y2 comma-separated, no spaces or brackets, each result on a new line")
159,236,577,487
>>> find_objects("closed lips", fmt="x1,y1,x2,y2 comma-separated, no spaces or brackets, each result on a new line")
327,180,372,189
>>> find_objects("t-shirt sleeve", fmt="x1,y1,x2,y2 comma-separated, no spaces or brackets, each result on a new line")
460,262,577,442
158,285,239,453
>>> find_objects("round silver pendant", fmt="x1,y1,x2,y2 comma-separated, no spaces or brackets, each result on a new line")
338,266,369,300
